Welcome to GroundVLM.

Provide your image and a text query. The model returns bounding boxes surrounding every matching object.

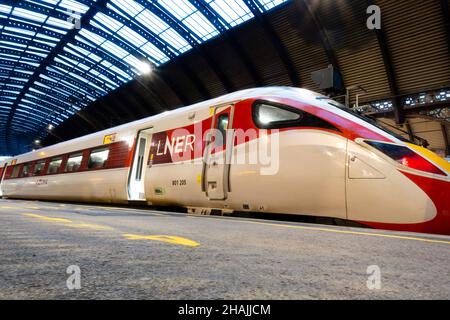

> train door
[128,127,153,201]
[202,105,235,200]
[0,163,6,183]
[0,163,7,196]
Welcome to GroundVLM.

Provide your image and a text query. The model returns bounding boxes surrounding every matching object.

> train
[1,87,449,235]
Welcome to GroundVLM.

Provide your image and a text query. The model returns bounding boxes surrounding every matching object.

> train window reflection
[66,153,83,173]
[34,161,46,176]
[47,158,62,175]
[258,104,301,125]
[215,113,229,148]
[11,165,20,178]
[88,148,109,169]
[21,163,31,178]
[253,101,339,131]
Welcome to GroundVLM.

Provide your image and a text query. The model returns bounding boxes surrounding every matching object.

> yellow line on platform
[0,206,15,209]
[24,213,72,223]
[190,216,450,246]
[23,213,113,231]
[66,223,114,231]
[122,234,200,247]
[251,221,450,245]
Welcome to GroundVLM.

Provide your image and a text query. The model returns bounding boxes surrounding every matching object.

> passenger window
[21,163,31,178]
[215,113,229,148]
[11,165,21,178]
[33,161,46,176]
[253,102,339,131]
[47,158,62,175]
[65,153,83,173]
[88,148,109,169]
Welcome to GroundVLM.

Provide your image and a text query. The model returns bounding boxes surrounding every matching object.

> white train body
[1,87,449,235]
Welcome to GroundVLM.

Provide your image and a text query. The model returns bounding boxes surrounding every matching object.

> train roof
[6,86,405,163]
[7,87,326,162]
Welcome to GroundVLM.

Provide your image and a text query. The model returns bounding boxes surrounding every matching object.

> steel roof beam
[17,71,93,105]
[72,38,136,76]
[0,18,65,40]
[119,1,211,99]
[0,84,25,92]
[0,34,55,52]
[20,94,71,115]
[0,60,37,72]
[366,0,403,124]
[0,69,33,78]
[242,0,300,86]
[440,0,450,58]
[10,115,45,127]
[96,5,206,102]
[134,81,168,114]
[75,26,189,105]
[52,60,114,93]
[189,0,264,86]
[59,50,127,84]
[301,0,342,73]
[136,0,234,92]
[141,1,233,90]
[99,7,177,59]
[31,77,94,107]
[133,79,170,113]
[82,23,190,105]
[0,48,46,62]
[3,0,76,23]
[45,67,104,96]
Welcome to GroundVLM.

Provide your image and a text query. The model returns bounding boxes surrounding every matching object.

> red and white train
[1,87,449,235]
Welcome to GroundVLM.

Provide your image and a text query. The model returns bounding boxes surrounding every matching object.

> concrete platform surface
[0,199,449,300]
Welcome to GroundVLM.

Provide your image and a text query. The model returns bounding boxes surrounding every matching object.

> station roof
[0,0,288,155]
[1,0,449,157]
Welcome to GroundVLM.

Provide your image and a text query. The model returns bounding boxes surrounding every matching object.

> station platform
[1,198,449,299]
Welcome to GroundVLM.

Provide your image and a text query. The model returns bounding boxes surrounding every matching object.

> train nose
[401,170,450,235]
[399,144,450,235]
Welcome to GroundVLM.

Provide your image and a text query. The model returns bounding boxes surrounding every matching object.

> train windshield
[318,97,412,143]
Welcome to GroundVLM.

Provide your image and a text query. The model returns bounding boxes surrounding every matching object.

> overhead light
[48,124,54,130]
[34,139,41,144]
[137,61,152,75]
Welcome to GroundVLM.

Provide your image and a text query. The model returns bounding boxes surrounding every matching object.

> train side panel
[144,99,348,218]
[2,169,129,204]
[0,126,139,203]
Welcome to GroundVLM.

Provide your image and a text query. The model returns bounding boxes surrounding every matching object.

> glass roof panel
[11,8,48,23]
[59,0,90,14]
[206,0,254,27]
[0,5,12,15]
[156,0,219,41]
[257,0,289,11]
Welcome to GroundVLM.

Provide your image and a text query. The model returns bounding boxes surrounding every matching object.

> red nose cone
[400,172,450,235]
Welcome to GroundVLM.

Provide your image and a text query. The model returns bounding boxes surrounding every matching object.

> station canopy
[0,0,288,155]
